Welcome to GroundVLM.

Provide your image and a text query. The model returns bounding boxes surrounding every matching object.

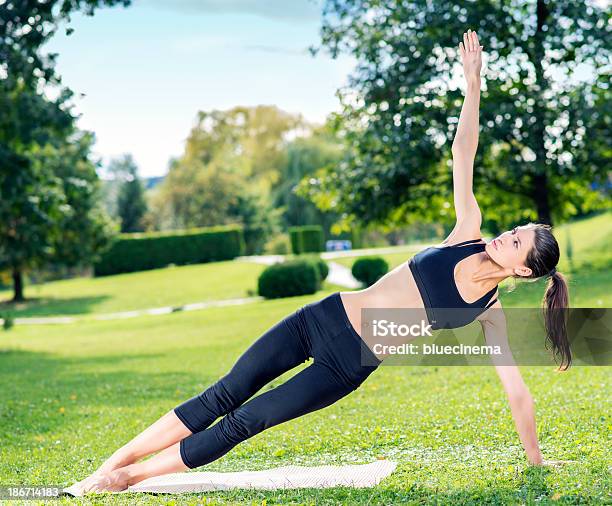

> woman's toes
[82,474,111,494]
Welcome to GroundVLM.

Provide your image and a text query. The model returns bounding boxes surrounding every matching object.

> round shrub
[2,314,14,331]
[257,260,320,299]
[316,258,329,282]
[302,254,329,286]
[351,256,389,287]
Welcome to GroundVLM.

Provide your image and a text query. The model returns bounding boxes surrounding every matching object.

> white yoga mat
[63,459,396,496]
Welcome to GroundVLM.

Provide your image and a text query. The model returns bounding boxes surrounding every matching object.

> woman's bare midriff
[339,261,429,360]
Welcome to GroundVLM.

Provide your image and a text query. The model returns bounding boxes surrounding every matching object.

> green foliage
[271,127,344,231]
[0,133,115,299]
[302,225,325,253]
[303,0,611,228]
[302,254,329,283]
[110,155,147,233]
[93,225,244,276]
[289,228,302,255]
[257,260,320,299]
[31,133,117,267]
[228,190,279,255]
[289,225,324,254]
[149,106,295,234]
[0,146,65,273]
[243,226,266,256]
[1,1,132,86]
[352,256,389,287]
[350,226,363,249]
[1,313,14,330]
[264,233,291,255]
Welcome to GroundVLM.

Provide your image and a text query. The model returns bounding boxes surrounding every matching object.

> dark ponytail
[522,223,572,370]
[542,270,571,371]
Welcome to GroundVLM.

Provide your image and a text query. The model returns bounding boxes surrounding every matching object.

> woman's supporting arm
[498,384,542,464]
[480,310,544,465]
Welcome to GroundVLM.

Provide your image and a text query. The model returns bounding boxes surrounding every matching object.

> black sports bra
[408,238,498,330]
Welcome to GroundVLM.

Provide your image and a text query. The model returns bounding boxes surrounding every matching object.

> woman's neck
[471,251,508,287]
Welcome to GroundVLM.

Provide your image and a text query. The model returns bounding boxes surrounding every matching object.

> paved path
[8,296,263,326]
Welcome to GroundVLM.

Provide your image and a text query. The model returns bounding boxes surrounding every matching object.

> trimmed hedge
[351,256,389,287]
[350,227,362,249]
[289,225,324,254]
[93,225,245,276]
[257,259,320,299]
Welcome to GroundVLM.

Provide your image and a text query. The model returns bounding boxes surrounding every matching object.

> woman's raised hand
[459,29,484,85]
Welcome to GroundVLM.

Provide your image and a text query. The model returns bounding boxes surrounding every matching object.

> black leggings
[173,292,382,469]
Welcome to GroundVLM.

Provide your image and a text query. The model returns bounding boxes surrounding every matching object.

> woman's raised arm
[451,29,484,223]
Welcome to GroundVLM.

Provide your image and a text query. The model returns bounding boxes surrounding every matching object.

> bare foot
[95,450,136,475]
[69,473,100,496]
[81,468,131,494]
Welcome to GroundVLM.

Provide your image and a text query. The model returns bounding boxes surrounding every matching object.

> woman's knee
[217,406,268,445]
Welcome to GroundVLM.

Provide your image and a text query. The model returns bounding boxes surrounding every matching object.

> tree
[0,131,117,301]
[29,132,117,271]
[0,146,64,301]
[182,105,303,191]
[0,0,131,300]
[272,125,345,234]
[149,157,244,230]
[150,106,303,233]
[110,155,147,232]
[303,0,610,230]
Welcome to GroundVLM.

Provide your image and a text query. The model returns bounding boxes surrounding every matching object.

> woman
[76,30,571,494]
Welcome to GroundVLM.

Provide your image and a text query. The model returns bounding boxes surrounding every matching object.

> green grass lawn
[1,291,609,504]
[0,212,609,504]
[0,260,268,318]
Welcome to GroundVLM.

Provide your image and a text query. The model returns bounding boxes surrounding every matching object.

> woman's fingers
[461,29,482,53]
[460,30,484,58]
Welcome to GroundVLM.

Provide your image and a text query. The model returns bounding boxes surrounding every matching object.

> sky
[44,0,355,178]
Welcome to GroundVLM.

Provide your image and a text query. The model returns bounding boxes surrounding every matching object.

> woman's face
[485,225,536,277]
